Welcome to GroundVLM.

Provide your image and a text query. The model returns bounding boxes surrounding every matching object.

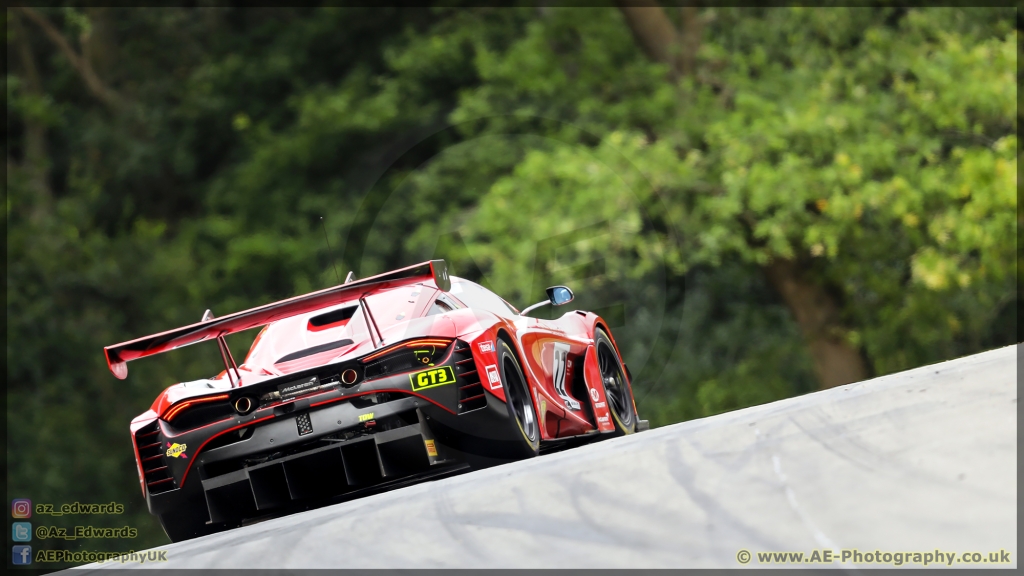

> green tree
[343,5,1016,386]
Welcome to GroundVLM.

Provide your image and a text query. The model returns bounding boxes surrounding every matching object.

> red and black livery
[106,260,644,541]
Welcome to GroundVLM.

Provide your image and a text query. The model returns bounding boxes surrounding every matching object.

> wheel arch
[494,327,527,381]
[494,326,545,422]
[589,318,639,418]
[588,318,628,377]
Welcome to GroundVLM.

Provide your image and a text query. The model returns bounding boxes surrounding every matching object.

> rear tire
[595,328,637,436]
[497,338,540,458]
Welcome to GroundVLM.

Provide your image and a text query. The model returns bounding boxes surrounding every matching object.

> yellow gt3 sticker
[424,439,438,457]
[410,366,456,391]
[358,412,375,422]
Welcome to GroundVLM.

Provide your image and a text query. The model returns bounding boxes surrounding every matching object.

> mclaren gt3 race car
[104,260,646,541]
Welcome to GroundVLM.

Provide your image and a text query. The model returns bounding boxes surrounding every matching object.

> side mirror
[546,286,574,306]
[521,285,575,316]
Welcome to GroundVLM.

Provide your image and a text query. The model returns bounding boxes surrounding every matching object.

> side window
[449,278,519,318]
[426,299,453,316]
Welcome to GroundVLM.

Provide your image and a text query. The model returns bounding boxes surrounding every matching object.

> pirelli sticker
[410,366,456,391]
[424,439,438,457]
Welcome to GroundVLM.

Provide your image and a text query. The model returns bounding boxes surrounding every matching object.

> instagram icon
[12,499,31,518]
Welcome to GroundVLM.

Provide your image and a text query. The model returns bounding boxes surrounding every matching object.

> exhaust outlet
[234,396,255,414]
[341,369,358,386]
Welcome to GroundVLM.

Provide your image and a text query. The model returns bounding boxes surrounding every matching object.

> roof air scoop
[308,306,357,332]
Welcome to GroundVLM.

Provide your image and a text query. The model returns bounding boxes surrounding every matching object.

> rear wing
[103,259,451,379]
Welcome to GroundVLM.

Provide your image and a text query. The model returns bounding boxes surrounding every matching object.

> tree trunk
[616,3,871,389]
[18,7,123,110]
[678,5,701,78]
[82,8,119,83]
[764,259,869,388]
[616,0,701,79]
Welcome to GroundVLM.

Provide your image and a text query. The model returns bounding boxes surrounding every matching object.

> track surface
[78,345,1017,569]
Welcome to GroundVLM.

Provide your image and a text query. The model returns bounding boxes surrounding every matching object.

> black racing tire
[158,504,217,543]
[595,328,637,436]
[497,337,540,458]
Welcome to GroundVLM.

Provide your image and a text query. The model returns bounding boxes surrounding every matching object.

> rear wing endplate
[103,259,450,379]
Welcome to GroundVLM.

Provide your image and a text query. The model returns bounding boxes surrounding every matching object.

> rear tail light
[163,393,230,421]
[361,338,454,362]
[162,393,233,429]
[361,338,454,380]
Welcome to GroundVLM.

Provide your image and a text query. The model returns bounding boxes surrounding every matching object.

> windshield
[449,278,520,318]
[361,284,436,329]
[240,283,437,370]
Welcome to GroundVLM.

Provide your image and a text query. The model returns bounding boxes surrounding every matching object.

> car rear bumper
[139,337,531,523]
[144,390,524,524]
[197,406,452,523]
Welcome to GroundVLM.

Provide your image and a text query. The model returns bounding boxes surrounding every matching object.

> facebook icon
[12,545,32,565]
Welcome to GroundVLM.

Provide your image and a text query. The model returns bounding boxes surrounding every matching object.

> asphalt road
[77,344,1017,570]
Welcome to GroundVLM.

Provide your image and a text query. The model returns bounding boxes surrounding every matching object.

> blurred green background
[6,5,1018,566]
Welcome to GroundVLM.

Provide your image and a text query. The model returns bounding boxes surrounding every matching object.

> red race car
[105,260,645,541]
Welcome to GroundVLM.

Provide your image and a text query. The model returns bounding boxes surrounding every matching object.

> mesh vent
[453,341,486,413]
[135,422,174,495]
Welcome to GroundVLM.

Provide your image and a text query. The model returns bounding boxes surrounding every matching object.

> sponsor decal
[551,342,580,410]
[598,416,610,424]
[478,340,494,353]
[358,412,375,422]
[165,442,188,459]
[278,375,319,397]
[485,365,501,389]
[410,366,456,391]
[595,402,606,408]
[589,388,600,402]
[424,439,438,457]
